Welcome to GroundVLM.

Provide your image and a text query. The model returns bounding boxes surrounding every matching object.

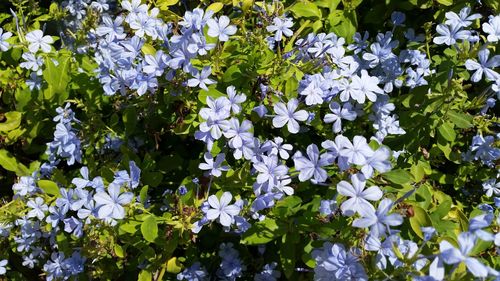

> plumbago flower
[464,48,500,82]
[433,24,471,45]
[266,16,294,42]
[482,15,500,42]
[253,155,288,188]
[352,198,403,237]
[337,173,383,216]
[198,152,229,177]
[25,30,54,53]
[2,2,500,280]
[293,144,333,183]
[312,242,368,280]
[206,15,237,42]
[439,232,489,277]
[93,183,134,220]
[323,102,357,133]
[272,98,309,134]
[0,28,12,51]
[204,192,241,227]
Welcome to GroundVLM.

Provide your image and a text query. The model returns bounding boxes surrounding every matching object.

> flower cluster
[42,104,82,175]
[2,106,142,279]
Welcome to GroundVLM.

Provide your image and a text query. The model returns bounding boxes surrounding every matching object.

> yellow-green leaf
[437,122,456,142]
[207,2,223,13]
[0,111,22,132]
[409,205,433,239]
[114,244,125,258]
[141,215,158,243]
[166,257,182,273]
[38,180,60,196]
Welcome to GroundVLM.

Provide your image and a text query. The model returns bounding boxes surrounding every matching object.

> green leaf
[341,0,363,10]
[198,86,225,104]
[114,244,125,258]
[166,257,182,273]
[447,110,472,129]
[0,149,29,176]
[436,0,453,5]
[437,122,456,142]
[38,180,60,196]
[137,270,152,281]
[141,43,156,55]
[242,218,287,245]
[141,215,158,243]
[274,196,302,218]
[315,0,341,10]
[123,107,137,135]
[290,2,322,19]
[0,111,22,132]
[139,185,149,205]
[158,0,179,10]
[43,55,71,101]
[383,169,413,185]
[409,205,433,239]
[207,2,223,13]
[330,11,357,43]
[280,234,297,278]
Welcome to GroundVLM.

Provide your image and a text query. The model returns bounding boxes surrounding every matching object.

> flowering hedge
[0,0,499,280]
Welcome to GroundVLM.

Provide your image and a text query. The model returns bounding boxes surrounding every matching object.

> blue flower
[482,178,500,197]
[218,243,245,279]
[391,11,406,26]
[313,242,367,280]
[177,262,207,281]
[204,192,241,227]
[254,262,281,281]
[272,98,309,134]
[266,17,293,42]
[293,144,333,183]
[25,29,54,53]
[0,28,12,51]
[12,176,37,197]
[433,24,471,45]
[27,197,48,220]
[439,232,488,277]
[482,15,500,42]
[207,15,237,42]
[352,198,402,237]
[199,152,229,177]
[112,161,141,189]
[445,7,481,28]
[254,155,288,188]
[94,183,134,220]
[0,259,7,275]
[178,185,188,195]
[324,102,357,133]
[187,66,215,91]
[464,48,500,82]
[337,173,382,216]
[19,52,44,74]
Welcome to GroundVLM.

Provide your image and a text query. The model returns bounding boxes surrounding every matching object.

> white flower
[25,30,54,53]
